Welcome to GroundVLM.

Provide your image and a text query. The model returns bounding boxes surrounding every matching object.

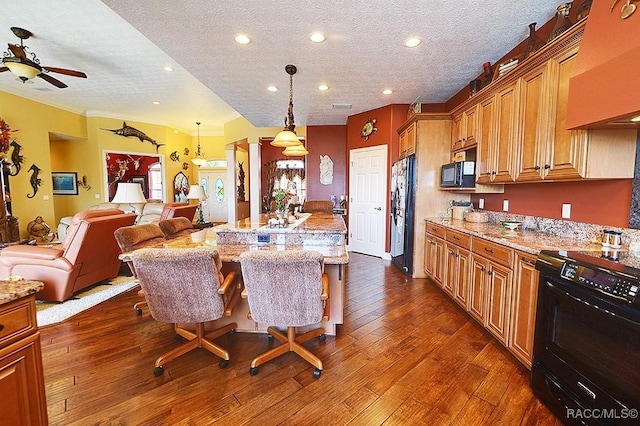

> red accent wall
[470,179,632,228]
[105,153,161,200]
[306,125,347,202]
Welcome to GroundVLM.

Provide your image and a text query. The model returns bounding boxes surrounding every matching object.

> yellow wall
[0,91,305,239]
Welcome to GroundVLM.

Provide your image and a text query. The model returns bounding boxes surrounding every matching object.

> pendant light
[191,122,207,166]
[271,65,304,148]
[282,143,309,156]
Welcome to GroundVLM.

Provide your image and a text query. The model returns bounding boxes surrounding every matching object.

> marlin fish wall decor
[102,122,165,152]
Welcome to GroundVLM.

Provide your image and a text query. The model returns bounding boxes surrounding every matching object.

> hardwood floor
[39,252,562,425]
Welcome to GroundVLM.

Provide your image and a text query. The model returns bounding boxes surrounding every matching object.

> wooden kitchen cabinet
[451,104,478,152]
[425,224,446,286]
[398,121,416,159]
[445,229,471,309]
[508,252,539,368]
[471,238,514,345]
[489,81,520,183]
[0,294,48,425]
[458,20,635,186]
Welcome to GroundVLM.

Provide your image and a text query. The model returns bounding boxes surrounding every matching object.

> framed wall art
[130,175,147,198]
[52,172,78,195]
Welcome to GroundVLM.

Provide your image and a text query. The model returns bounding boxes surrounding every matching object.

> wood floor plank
[38,252,561,425]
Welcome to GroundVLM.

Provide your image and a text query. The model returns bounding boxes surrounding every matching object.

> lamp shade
[187,184,207,201]
[112,182,147,204]
[271,130,302,147]
[282,143,309,156]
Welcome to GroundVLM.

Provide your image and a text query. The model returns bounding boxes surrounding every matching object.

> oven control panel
[561,262,638,302]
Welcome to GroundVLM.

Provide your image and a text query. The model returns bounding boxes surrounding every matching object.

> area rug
[36,276,138,327]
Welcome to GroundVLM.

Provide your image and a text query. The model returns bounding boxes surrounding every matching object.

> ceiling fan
[0,27,87,88]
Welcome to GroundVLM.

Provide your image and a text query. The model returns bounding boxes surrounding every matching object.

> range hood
[567,1,640,129]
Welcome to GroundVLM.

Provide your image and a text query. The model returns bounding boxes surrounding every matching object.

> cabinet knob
[534,165,541,171]
[480,266,486,272]
[491,171,497,176]
[374,207,382,211]
[544,164,551,169]
[487,270,493,276]
[484,247,494,254]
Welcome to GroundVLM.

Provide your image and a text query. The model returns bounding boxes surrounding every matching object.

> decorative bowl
[501,221,522,230]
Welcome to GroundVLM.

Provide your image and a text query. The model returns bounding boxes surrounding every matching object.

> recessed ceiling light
[310,32,325,43]
[405,38,421,48]
[153,101,160,105]
[163,66,174,72]
[631,115,640,122]
[235,34,251,45]
[267,86,278,92]
[382,89,393,95]
[318,84,329,91]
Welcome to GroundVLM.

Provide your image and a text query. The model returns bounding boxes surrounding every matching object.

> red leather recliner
[0,209,137,302]
[160,203,198,222]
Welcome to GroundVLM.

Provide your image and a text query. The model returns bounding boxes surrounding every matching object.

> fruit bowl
[501,221,522,230]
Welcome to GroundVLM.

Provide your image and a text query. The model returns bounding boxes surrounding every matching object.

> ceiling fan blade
[43,66,87,78]
[8,43,26,60]
[38,73,68,88]
[0,67,9,73]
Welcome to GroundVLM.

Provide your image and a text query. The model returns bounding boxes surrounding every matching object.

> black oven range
[533,250,640,425]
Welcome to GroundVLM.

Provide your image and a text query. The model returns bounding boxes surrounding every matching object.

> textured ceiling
[0,0,561,134]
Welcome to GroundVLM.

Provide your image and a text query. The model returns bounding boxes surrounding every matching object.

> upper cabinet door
[491,81,520,183]
[476,97,495,184]
[516,62,551,182]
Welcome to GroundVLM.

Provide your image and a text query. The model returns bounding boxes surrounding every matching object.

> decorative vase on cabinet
[548,3,573,43]
[522,22,545,60]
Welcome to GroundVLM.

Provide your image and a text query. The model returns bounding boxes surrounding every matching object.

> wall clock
[360,118,377,141]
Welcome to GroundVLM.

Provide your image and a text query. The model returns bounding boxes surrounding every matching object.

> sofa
[57,202,197,241]
[0,209,137,302]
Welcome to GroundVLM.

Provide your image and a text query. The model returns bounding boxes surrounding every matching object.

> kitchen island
[155,212,348,335]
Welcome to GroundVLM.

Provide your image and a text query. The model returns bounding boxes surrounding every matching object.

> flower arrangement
[0,118,17,153]
[273,188,292,212]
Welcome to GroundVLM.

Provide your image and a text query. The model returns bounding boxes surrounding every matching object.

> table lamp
[187,184,207,224]
[111,182,147,213]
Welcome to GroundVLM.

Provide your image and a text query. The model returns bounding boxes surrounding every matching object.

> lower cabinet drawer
[472,238,514,268]
[0,296,37,347]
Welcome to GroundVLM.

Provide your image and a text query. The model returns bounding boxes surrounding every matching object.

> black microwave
[441,161,476,188]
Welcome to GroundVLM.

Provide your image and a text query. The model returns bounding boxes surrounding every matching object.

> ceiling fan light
[282,143,309,156]
[271,130,302,147]
[4,58,40,80]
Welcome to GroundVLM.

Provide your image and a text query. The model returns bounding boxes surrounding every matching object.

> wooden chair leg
[154,322,236,372]
[250,326,324,371]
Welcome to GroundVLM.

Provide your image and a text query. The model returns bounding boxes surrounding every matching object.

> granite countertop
[121,228,349,265]
[215,212,347,234]
[0,279,44,305]
[426,218,602,255]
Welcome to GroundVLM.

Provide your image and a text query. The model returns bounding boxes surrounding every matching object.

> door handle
[374,207,382,211]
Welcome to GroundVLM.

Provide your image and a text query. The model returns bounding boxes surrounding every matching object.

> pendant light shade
[282,143,309,156]
[271,64,304,149]
[271,130,301,147]
[191,121,207,166]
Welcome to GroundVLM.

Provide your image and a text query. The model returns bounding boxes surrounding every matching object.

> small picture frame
[493,58,519,81]
[52,172,78,195]
[130,175,148,198]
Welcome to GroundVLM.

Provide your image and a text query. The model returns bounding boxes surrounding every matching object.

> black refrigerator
[390,154,416,275]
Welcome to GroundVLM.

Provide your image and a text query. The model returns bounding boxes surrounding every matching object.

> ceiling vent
[332,103,352,109]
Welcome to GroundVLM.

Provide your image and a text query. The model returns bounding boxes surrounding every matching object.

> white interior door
[348,145,388,257]
[199,170,228,223]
